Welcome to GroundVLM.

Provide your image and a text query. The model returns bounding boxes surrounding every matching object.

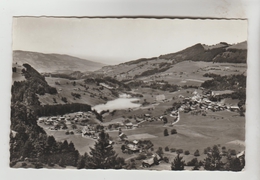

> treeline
[35,103,92,117]
[149,82,179,92]
[84,76,131,91]
[135,66,171,78]
[44,73,77,80]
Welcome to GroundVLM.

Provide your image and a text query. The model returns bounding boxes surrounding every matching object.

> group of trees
[164,129,177,136]
[201,74,246,107]
[36,103,91,117]
[169,145,245,171]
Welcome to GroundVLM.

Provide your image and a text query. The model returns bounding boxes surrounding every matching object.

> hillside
[13,50,105,73]
[96,41,247,82]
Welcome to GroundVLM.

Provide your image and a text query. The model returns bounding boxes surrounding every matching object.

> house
[127,143,140,153]
[230,106,240,112]
[119,132,128,141]
[144,114,151,118]
[59,117,65,121]
[142,158,154,167]
[142,153,161,168]
[51,116,58,121]
[133,124,139,128]
[125,123,133,129]
[133,140,139,145]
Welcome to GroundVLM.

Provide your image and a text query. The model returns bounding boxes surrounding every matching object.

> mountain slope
[13,50,105,73]
[96,41,247,81]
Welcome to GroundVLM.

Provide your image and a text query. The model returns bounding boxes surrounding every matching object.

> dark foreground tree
[204,145,225,170]
[85,130,125,169]
[171,154,185,170]
[164,129,169,136]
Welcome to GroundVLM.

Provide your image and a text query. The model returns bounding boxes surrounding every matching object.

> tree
[77,153,88,169]
[204,145,225,170]
[171,154,185,170]
[228,157,244,171]
[85,130,125,169]
[71,124,77,129]
[156,147,164,158]
[164,129,169,136]
[163,117,168,124]
[194,149,200,156]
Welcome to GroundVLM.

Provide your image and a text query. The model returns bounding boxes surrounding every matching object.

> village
[36,85,243,169]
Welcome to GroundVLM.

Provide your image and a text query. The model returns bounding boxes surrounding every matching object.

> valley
[11,41,246,170]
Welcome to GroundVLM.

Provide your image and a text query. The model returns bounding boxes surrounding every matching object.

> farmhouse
[125,123,133,129]
[119,132,128,141]
[230,106,240,112]
[142,153,161,168]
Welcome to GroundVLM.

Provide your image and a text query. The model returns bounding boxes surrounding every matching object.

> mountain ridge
[96,41,247,81]
[13,50,106,73]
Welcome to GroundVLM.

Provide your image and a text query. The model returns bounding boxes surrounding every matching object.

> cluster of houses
[178,90,240,114]
[38,111,96,130]
[81,125,98,139]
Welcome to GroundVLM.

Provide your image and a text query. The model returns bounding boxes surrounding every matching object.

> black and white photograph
[10,17,247,171]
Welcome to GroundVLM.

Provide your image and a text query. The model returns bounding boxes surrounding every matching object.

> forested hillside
[10,64,90,168]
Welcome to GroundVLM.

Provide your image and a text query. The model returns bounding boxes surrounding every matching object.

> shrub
[70,131,74,135]
[171,129,177,134]
[170,148,176,153]
[194,150,200,157]
[176,149,183,154]
[165,146,169,152]
[65,131,70,135]
[184,150,190,155]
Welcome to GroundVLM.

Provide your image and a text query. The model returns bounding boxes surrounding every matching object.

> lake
[92,97,141,113]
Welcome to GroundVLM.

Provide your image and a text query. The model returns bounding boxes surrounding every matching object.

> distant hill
[96,41,247,80]
[159,41,247,63]
[13,50,105,73]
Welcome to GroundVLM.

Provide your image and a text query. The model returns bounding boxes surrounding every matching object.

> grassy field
[38,121,96,154]
[106,109,245,165]
[140,61,247,86]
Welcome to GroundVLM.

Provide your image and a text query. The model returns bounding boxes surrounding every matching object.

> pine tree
[171,154,185,170]
[204,145,225,170]
[85,130,125,169]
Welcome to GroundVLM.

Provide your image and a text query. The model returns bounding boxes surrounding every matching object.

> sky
[13,17,247,65]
